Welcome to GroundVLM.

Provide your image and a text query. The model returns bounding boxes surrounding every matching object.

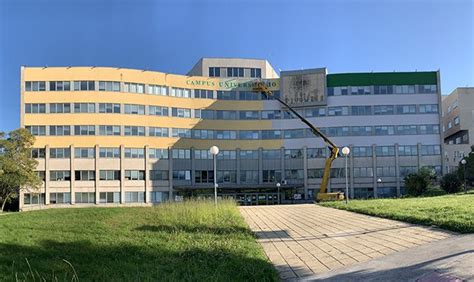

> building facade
[21,58,443,210]
[442,87,474,173]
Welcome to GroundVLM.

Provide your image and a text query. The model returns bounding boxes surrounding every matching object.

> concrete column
[303,146,308,200]
[349,144,354,199]
[95,144,100,204]
[70,145,75,205]
[168,147,174,201]
[258,147,263,184]
[45,145,50,205]
[395,143,401,197]
[236,148,241,185]
[417,143,422,169]
[190,147,195,186]
[280,147,285,182]
[372,144,377,198]
[120,144,125,204]
[145,145,150,203]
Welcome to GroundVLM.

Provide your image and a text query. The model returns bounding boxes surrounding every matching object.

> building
[20,58,443,210]
[442,87,474,173]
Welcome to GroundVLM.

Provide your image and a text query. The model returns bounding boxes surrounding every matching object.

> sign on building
[280,68,327,107]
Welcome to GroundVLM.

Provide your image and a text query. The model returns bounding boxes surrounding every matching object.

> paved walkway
[240,204,453,280]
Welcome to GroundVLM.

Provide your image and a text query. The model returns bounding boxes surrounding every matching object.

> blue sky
[0,0,472,132]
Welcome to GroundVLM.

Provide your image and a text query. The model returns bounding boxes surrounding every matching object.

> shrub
[422,187,447,197]
[440,172,462,193]
[404,167,435,196]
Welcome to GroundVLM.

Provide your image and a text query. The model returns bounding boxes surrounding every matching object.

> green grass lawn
[0,200,278,281]
[321,193,474,233]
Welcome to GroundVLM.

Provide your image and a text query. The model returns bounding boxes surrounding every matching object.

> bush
[440,172,462,193]
[422,187,447,197]
[404,167,435,196]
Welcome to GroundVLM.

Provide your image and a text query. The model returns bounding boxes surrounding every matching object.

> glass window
[124,126,145,136]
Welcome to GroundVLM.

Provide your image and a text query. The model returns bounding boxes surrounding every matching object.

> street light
[209,146,219,207]
[461,159,467,193]
[276,182,281,204]
[377,178,382,198]
[341,146,350,204]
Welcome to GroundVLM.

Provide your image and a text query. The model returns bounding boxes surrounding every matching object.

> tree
[0,128,42,212]
[457,145,474,188]
[404,167,436,196]
[440,172,462,194]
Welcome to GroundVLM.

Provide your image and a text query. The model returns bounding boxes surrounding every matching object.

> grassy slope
[321,193,474,233]
[0,200,278,281]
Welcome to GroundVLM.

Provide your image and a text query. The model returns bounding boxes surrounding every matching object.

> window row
[328,84,437,96]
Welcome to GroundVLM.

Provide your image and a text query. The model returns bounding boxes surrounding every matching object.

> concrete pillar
[395,143,401,197]
[280,146,285,183]
[417,143,422,169]
[258,147,263,184]
[168,146,174,201]
[120,144,125,204]
[190,147,195,186]
[70,145,75,204]
[145,145,150,203]
[372,144,377,198]
[45,145,50,205]
[303,146,308,200]
[349,144,354,199]
[236,148,241,185]
[95,144,100,204]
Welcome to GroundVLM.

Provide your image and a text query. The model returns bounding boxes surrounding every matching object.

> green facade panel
[327,71,438,87]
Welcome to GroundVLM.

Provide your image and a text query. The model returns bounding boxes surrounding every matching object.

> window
[307,148,327,158]
[171,107,191,118]
[419,104,438,114]
[261,130,282,139]
[50,148,71,158]
[374,126,395,135]
[124,126,145,136]
[419,125,440,134]
[25,103,46,113]
[376,167,396,177]
[100,170,120,181]
[227,67,244,77]
[74,125,95,136]
[239,111,259,120]
[73,81,95,91]
[26,126,46,136]
[124,148,145,158]
[75,170,95,181]
[216,110,237,120]
[350,86,371,95]
[98,81,120,92]
[75,192,95,204]
[35,170,45,181]
[240,170,258,184]
[172,149,191,159]
[374,105,394,115]
[25,81,46,91]
[352,146,373,157]
[396,125,417,135]
[149,127,169,137]
[124,104,145,115]
[100,192,120,203]
[418,85,437,94]
[171,128,191,138]
[396,105,416,114]
[448,122,452,129]
[74,103,96,113]
[327,127,350,137]
[194,89,213,99]
[172,170,191,180]
[330,168,348,178]
[421,145,441,155]
[351,106,372,115]
[332,87,349,96]
[285,149,303,159]
[75,148,95,158]
[285,169,304,180]
[215,130,237,139]
[261,110,281,119]
[170,87,190,98]
[400,166,417,177]
[262,170,281,183]
[99,103,121,113]
[239,130,260,140]
[284,129,305,139]
[31,148,45,158]
[398,145,418,156]
[50,103,71,113]
[305,108,326,118]
[454,116,460,125]
[23,193,45,205]
[149,148,168,159]
[351,126,372,136]
[262,150,281,159]
[99,148,120,158]
[193,129,214,139]
[217,150,236,160]
[194,149,212,159]
[217,91,237,100]
[125,170,145,180]
[49,192,71,204]
[375,146,395,156]
[150,170,169,180]
[239,91,260,100]
[374,85,393,95]
[147,84,168,96]
[240,150,258,159]
[124,82,145,94]
[195,170,214,183]
[328,106,349,116]
[50,171,71,181]
[394,85,415,94]
[217,170,237,183]
[250,68,261,78]
[209,67,221,77]
[151,192,169,203]
[125,192,145,203]
[49,125,71,136]
[353,167,374,178]
[195,109,215,119]
[149,106,169,116]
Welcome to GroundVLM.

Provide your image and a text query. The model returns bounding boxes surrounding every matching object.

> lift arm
[253,84,342,200]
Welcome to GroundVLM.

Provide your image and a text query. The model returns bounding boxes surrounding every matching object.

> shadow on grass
[0,240,278,281]
[135,224,254,236]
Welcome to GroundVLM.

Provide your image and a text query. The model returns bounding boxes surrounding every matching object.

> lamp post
[209,146,220,207]
[276,182,281,204]
[377,178,382,198]
[461,159,467,193]
[342,147,350,204]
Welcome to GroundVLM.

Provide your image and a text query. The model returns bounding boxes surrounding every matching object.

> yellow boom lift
[253,84,345,202]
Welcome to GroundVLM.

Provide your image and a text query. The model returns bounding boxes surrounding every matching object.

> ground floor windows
[75,192,95,204]
[125,192,145,203]
[100,192,120,203]
[50,192,71,204]
[125,170,145,180]
[24,193,45,205]
[262,170,282,183]
[240,170,259,184]
[151,192,169,203]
